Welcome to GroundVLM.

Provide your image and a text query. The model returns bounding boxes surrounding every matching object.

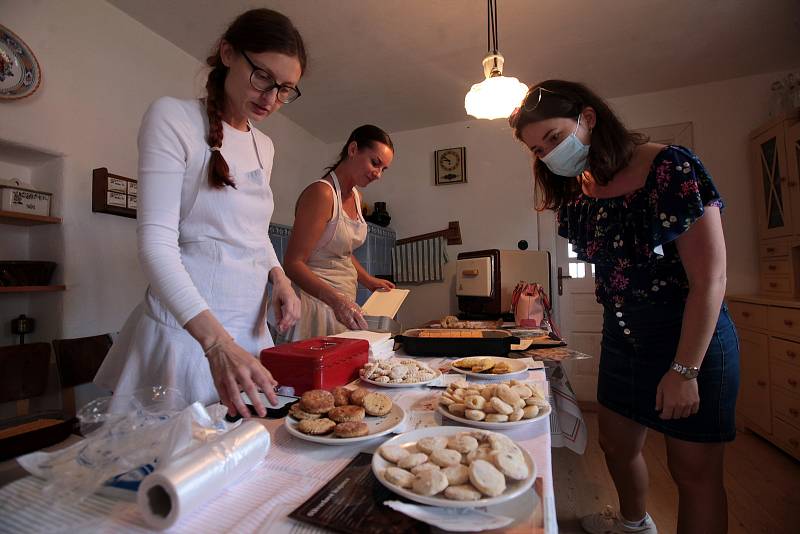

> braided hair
[205,9,307,189]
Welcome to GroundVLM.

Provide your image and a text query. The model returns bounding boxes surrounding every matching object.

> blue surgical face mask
[540,114,590,177]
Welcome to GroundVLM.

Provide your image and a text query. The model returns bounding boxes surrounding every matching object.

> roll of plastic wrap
[137,420,270,530]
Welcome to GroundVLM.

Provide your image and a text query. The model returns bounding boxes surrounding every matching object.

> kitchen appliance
[456,249,551,318]
[260,337,369,395]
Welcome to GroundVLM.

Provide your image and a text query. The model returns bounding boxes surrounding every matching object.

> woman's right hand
[330,292,368,330]
[205,337,278,418]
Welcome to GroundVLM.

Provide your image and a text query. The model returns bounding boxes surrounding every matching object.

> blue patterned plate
[0,24,41,100]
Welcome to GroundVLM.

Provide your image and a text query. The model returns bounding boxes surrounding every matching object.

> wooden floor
[552,411,800,534]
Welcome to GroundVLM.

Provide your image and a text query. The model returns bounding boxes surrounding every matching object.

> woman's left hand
[655,371,700,419]
[271,279,301,333]
[367,276,395,292]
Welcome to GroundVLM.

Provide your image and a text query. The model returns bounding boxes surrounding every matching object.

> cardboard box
[0,185,52,216]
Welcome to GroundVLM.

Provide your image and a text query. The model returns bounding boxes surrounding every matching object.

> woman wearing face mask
[510,80,738,534]
[95,9,304,419]
[280,125,395,341]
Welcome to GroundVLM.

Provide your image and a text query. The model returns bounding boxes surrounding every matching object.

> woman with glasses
[510,80,738,534]
[96,9,305,419]
[279,125,395,341]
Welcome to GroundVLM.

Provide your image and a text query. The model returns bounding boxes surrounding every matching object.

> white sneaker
[580,506,657,534]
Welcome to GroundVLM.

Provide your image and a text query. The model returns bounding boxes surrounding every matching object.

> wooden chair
[52,334,113,416]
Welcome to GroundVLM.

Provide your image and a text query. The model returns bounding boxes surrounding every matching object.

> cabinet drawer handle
[767,247,776,253]
[768,264,777,271]
[789,379,798,387]
[784,319,794,327]
[790,408,799,417]
[742,311,751,318]
[757,379,767,387]
[462,269,479,277]
[788,351,797,359]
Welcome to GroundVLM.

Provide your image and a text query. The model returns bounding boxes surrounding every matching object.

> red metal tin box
[260,337,369,395]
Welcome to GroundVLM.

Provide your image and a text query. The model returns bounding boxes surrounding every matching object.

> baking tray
[394,328,521,357]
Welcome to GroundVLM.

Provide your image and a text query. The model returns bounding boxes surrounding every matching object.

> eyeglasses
[242,52,301,104]
[521,86,561,112]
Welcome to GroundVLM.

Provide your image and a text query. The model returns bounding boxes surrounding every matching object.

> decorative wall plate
[0,24,41,100]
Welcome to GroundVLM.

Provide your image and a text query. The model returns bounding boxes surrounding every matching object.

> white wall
[0,0,326,343]
[356,119,538,329]
[359,70,793,329]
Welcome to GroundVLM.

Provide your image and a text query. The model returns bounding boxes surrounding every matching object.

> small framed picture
[434,147,467,185]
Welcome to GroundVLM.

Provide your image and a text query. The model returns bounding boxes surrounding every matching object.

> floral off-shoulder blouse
[557,145,724,307]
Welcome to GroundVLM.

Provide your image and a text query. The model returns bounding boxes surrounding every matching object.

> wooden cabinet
[729,295,800,460]
[751,113,800,298]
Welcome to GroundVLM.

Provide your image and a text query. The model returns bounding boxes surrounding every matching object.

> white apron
[95,127,275,407]
[280,171,368,341]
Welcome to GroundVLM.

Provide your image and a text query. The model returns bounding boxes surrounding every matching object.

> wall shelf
[0,210,62,226]
[0,285,66,294]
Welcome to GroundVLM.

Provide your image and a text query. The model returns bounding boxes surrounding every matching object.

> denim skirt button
[619,321,626,327]
[623,328,631,335]
[616,312,623,318]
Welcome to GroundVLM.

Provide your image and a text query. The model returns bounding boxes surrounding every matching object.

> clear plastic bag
[17,386,229,505]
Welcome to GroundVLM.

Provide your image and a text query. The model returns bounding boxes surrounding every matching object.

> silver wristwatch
[670,361,700,380]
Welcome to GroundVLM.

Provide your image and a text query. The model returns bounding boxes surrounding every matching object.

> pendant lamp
[464,0,528,119]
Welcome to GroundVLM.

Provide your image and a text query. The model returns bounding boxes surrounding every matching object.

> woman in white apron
[95,9,304,418]
[281,125,395,340]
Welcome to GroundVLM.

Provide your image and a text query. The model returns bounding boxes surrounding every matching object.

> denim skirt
[597,301,739,442]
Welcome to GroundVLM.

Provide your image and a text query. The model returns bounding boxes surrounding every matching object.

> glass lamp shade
[465,74,528,119]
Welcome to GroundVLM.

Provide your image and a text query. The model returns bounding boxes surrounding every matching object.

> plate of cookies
[373,426,536,508]
[359,359,442,387]
[285,386,405,445]
[449,356,528,378]
[436,379,551,429]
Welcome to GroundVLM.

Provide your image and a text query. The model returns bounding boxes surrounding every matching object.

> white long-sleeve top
[136,97,281,326]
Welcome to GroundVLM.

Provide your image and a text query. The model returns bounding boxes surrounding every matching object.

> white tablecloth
[0,362,557,534]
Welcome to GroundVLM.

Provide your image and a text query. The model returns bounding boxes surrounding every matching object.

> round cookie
[464,395,486,410]
[334,421,369,438]
[447,403,467,417]
[485,413,509,423]
[490,397,513,415]
[522,405,540,419]
[444,484,483,501]
[465,409,486,421]
[362,392,393,416]
[448,434,479,453]
[289,403,321,420]
[300,389,335,414]
[469,459,506,497]
[297,417,336,435]
[491,450,530,480]
[384,467,415,489]
[416,436,449,454]
[441,464,470,485]
[411,462,441,475]
[328,405,365,423]
[508,408,524,422]
[511,384,532,399]
[411,470,449,496]
[398,452,429,469]
[495,384,521,406]
[332,386,351,406]
[429,448,462,467]
[349,387,370,406]
[380,445,410,464]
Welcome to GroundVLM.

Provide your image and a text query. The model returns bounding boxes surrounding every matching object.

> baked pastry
[485,414,509,423]
[332,386,351,406]
[522,405,540,419]
[398,452,429,469]
[328,405,365,423]
[448,434,479,453]
[289,403,321,420]
[362,392,393,416]
[411,470,449,496]
[444,484,483,501]
[410,462,441,475]
[349,387,370,406]
[334,421,369,438]
[379,445,410,463]
[416,436,449,454]
[491,450,529,480]
[440,315,460,328]
[441,464,470,485]
[490,397,514,415]
[468,459,506,497]
[300,389,335,414]
[384,467,415,488]
[429,448,462,467]
[297,418,336,435]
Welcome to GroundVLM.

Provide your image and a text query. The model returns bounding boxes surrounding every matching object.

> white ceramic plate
[437,403,551,430]
[372,426,536,508]
[284,403,405,445]
[449,357,528,379]
[360,370,442,388]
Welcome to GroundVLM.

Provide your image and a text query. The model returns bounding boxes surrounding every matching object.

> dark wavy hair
[205,9,307,189]
[324,125,395,176]
[509,80,647,210]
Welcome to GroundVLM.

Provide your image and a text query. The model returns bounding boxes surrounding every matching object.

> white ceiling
[109,0,800,143]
